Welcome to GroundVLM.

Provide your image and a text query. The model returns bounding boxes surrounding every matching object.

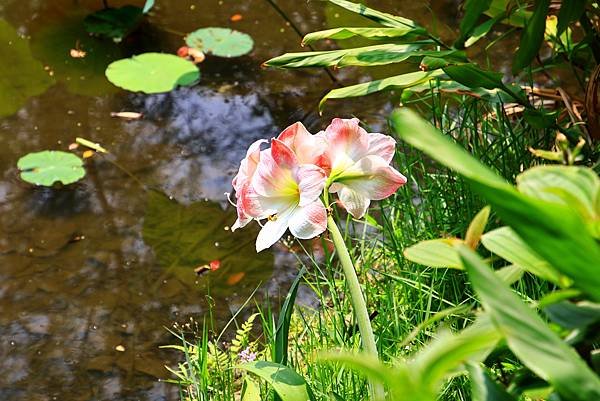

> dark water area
[0,1,461,399]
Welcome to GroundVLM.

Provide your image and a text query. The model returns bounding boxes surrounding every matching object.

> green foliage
[186,28,254,58]
[512,0,551,73]
[84,0,154,41]
[105,53,200,93]
[0,19,53,117]
[238,361,315,401]
[17,151,85,186]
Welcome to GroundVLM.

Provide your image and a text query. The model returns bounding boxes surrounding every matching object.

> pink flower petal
[255,209,293,252]
[278,122,328,166]
[252,150,297,198]
[288,200,327,239]
[232,139,267,191]
[325,118,369,165]
[367,133,396,164]
[295,164,326,206]
[337,187,371,218]
[270,138,297,168]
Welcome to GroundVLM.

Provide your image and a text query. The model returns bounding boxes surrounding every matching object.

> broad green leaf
[481,227,563,285]
[513,0,551,73]
[84,5,144,41]
[485,0,532,27]
[391,109,600,301]
[543,301,600,330]
[464,12,505,47]
[319,70,443,111]
[522,108,557,129]
[420,56,451,71]
[467,363,517,401]
[556,0,585,35]
[458,245,600,401]
[516,165,600,222]
[465,206,490,249]
[17,151,85,186]
[242,377,262,401]
[403,238,462,268]
[238,361,314,401]
[186,28,253,58]
[275,267,306,365]
[0,19,53,117]
[30,13,124,97]
[455,0,493,48]
[302,27,423,45]
[106,53,200,93]
[443,64,504,90]
[337,48,465,68]
[494,264,523,285]
[327,0,421,29]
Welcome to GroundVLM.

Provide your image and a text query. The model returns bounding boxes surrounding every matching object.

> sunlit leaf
[485,0,532,28]
[465,206,490,249]
[17,150,85,186]
[302,27,424,45]
[238,361,315,401]
[403,238,463,268]
[327,0,421,29]
[241,377,261,401]
[186,27,253,58]
[0,19,53,117]
[458,245,600,401]
[455,0,493,48]
[513,0,551,73]
[106,53,200,93]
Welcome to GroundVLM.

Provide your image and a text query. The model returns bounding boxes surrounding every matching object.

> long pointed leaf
[327,0,421,29]
[513,0,551,73]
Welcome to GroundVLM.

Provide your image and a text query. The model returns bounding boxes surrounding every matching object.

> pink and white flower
[323,118,407,218]
[231,139,267,231]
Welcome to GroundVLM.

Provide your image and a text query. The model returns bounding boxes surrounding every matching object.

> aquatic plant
[17,150,86,186]
[84,0,155,42]
[186,27,254,58]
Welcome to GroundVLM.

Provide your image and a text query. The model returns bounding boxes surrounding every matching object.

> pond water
[0,1,459,399]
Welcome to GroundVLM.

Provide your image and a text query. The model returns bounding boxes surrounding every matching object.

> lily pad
[17,151,85,186]
[186,27,254,58]
[30,14,126,97]
[106,53,200,93]
[84,5,144,41]
[0,19,54,117]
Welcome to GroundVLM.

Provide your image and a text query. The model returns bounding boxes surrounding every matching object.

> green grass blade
[275,266,306,365]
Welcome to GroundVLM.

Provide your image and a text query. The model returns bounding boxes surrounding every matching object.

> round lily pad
[17,151,85,186]
[185,27,254,58]
[105,53,200,93]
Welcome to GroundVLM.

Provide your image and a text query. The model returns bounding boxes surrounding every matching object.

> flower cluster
[231,118,407,252]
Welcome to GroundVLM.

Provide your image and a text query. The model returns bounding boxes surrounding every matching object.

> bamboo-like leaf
[238,361,315,401]
[391,109,600,301]
[458,245,600,401]
[403,238,463,268]
[337,49,465,68]
[327,0,421,29]
[467,363,517,401]
[443,64,504,90]
[302,27,423,45]
[319,70,443,111]
[456,0,493,48]
[465,206,490,249]
[513,0,551,73]
[556,0,585,35]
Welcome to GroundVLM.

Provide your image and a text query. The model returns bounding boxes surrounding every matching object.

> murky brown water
[0,1,462,399]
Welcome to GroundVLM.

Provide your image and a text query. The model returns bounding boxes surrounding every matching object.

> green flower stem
[327,215,378,356]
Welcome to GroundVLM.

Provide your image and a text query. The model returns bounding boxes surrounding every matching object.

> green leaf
[458,245,600,401]
[275,267,306,365]
[17,151,85,186]
[30,12,125,97]
[0,19,53,117]
[512,0,551,73]
[84,5,143,41]
[556,0,585,35]
[238,361,315,401]
[420,56,451,71]
[106,53,200,93]
[494,264,523,285]
[464,13,505,47]
[327,0,421,29]
[403,238,463,268]
[443,64,504,90]
[391,109,600,301]
[302,27,423,45]
[143,0,155,14]
[465,206,490,249]
[319,70,443,111]
[522,109,557,129]
[242,377,262,401]
[186,27,253,58]
[468,363,517,401]
[516,165,600,222]
[485,0,532,28]
[337,48,465,68]
[481,227,563,285]
[543,301,600,330]
[456,0,493,48]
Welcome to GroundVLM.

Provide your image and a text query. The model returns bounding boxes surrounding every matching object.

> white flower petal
[338,187,371,218]
[255,209,293,252]
[288,200,327,239]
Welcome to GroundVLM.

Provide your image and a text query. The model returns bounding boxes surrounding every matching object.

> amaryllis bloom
[276,122,328,167]
[239,138,328,252]
[324,118,407,218]
[231,139,267,231]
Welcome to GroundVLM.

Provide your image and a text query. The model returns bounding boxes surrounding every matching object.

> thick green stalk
[327,216,378,356]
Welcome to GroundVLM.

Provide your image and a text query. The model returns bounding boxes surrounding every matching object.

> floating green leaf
[105,53,200,93]
[0,19,54,117]
[84,5,144,41]
[17,151,85,186]
[186,28,253,58]
[238,361,315,401]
